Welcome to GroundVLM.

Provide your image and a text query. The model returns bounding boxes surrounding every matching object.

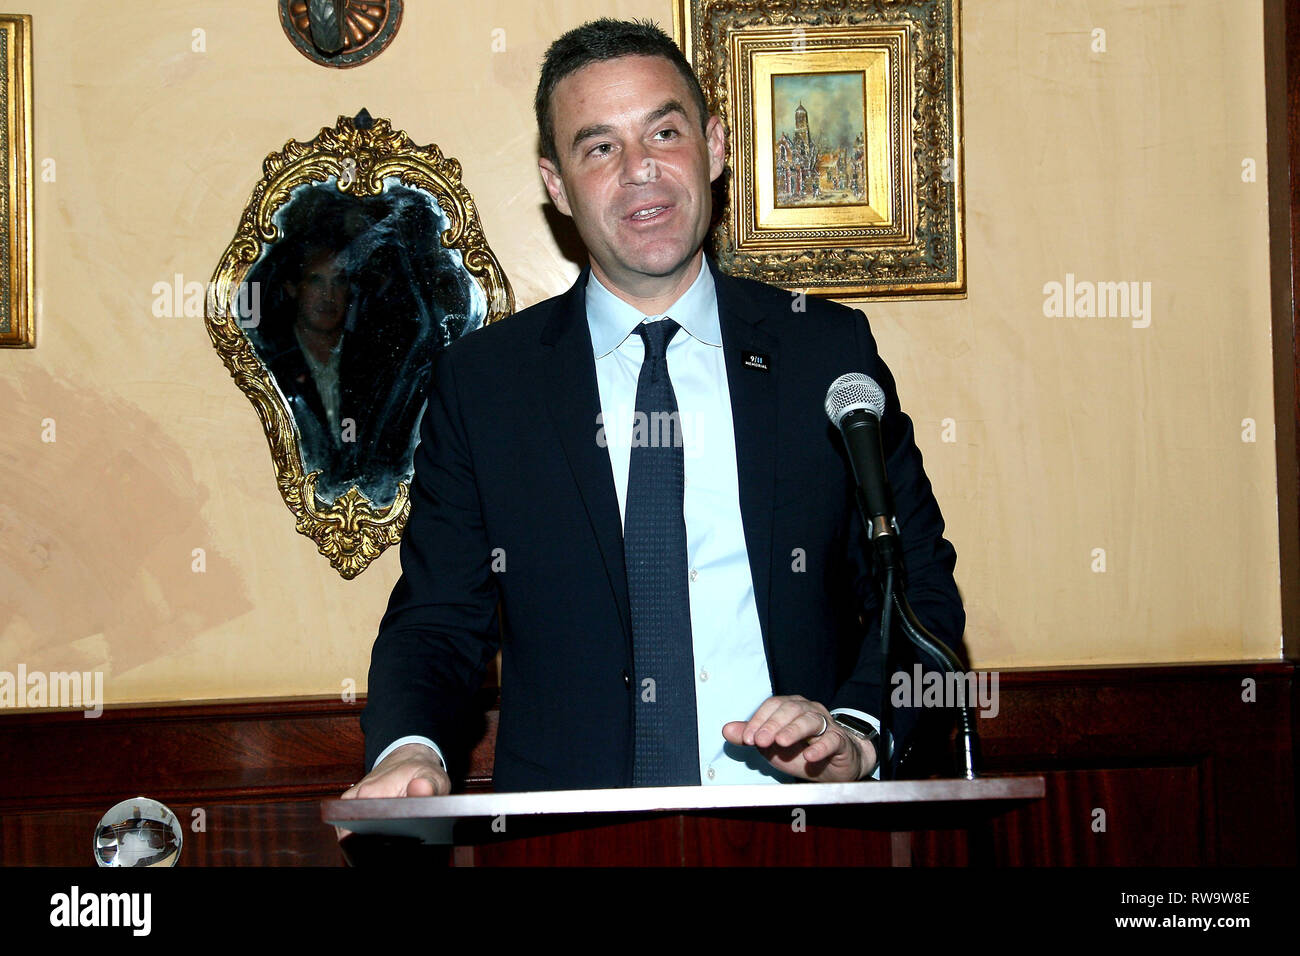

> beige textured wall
[0,0,1282,707]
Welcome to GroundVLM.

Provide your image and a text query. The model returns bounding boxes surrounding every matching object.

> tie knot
[636,318,680,361]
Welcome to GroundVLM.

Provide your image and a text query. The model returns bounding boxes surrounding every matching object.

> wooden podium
[322,777,1044,866]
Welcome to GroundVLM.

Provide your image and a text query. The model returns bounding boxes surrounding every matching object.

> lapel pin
[741,350,771,372]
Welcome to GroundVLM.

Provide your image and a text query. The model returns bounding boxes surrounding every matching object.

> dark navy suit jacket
[361,257,965,790]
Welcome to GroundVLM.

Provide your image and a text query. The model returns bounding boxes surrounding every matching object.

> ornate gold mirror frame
[205,113,513,578]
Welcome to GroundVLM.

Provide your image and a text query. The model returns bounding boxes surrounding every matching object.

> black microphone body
[836,407,900,572]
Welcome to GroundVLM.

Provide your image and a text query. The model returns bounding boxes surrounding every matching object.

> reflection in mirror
[242,179,486,507]
[207,114,512,578]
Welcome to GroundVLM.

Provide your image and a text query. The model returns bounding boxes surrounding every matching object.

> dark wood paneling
[974,662,1295,865]
[0,663,1293,866]
[679,814,895,866]
[988,766,1208,866]
[1,801,344,867]
[1264,0,1300,661]
[1264,0,1300,868]
[909,765,1210,866]
[471,816,685,867]
[0,696,367,810]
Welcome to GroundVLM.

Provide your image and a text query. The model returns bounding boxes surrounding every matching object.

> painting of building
[773,73,868,208]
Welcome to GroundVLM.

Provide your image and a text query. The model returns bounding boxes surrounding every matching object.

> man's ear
[538,158,573,217]
[705,115,726,183]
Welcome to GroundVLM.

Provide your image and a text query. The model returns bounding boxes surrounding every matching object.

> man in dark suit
[344,18,963,804]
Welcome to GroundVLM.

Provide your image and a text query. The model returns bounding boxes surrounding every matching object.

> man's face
[538,55,726,296]
[290,250,348,335]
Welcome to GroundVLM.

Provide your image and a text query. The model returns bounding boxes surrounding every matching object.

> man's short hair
[535,17,710,167]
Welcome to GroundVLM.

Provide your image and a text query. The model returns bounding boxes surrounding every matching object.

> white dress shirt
[294,327,344,436]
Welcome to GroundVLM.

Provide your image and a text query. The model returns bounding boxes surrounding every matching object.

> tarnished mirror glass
[206,114,513,577]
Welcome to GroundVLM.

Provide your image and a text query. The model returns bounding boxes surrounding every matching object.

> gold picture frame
[206,113,513,578]
[0,14,32,347]
[675,0,964,298]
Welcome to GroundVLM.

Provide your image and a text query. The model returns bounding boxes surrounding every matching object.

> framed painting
[675,0,964,298]
[0,13,32,347]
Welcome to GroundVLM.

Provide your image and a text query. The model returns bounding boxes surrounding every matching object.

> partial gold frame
[205,114,513,578]
[0,14,32,348]
[675,0,964,299]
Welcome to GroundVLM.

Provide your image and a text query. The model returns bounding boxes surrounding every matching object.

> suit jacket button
[621,669,631,687]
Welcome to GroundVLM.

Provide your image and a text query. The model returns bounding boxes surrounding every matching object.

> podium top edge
[322,776,1045,824]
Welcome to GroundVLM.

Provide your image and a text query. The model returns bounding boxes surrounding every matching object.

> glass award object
[94,797,183,867]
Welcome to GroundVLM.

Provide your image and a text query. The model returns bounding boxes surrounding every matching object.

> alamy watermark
[1042,273,1152,328]
[890,664,999,719]
[596,407,707,458]
[50,886,151,935]
[0,664,104,717]
[151,273,261,326]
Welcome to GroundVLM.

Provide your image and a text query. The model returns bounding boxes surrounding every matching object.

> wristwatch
[831,713,882,777]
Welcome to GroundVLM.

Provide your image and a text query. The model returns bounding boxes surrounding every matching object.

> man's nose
[620,144,658,187]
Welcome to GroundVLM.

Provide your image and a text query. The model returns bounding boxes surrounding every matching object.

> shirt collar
[584,259,721,358]
[294,326,343,374]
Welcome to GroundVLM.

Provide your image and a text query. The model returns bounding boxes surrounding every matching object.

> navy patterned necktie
[625,318,700,786]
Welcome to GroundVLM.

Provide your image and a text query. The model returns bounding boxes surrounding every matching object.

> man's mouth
[627,204,671,222]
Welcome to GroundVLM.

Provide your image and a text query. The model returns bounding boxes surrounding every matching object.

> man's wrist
[855,736,878,779]
[372,735,447,773]
[830,711,881,780]
[390,742,446,767]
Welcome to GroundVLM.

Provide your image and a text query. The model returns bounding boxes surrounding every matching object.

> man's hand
[722,695,877,782]
[334,743,451,841]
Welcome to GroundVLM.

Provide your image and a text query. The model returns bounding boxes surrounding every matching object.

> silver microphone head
[825,372,886,428]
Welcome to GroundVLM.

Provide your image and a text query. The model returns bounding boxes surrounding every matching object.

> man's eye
[589,143,614,157]
[654,128,679,140]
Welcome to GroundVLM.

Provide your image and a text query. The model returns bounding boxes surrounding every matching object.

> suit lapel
[709,259,781,673]
[539,269,633,655]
